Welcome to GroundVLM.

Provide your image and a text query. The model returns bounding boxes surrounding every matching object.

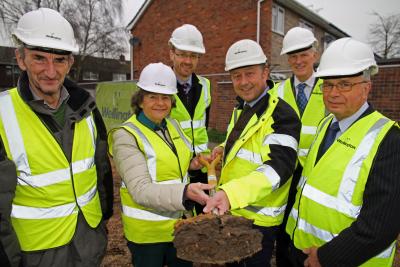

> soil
[173,214,263,265]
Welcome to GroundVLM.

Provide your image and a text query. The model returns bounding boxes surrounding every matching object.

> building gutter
[257,0,265,43]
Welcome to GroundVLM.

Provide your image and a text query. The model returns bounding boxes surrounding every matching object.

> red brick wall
[131,0,273,132]
[370,65,400,121]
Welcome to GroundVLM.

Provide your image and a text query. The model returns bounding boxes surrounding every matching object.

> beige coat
[112,128,187,211]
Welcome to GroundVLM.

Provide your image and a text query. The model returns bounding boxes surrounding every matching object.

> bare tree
[368,12,400,59]
[0,0,128,80]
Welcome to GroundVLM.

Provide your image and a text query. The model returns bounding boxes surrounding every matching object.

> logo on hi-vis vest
[336,138,356,149]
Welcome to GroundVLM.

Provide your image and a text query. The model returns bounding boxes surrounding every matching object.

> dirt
[173,214,263,265]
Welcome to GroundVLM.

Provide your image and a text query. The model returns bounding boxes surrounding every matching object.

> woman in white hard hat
[108,62,213,267]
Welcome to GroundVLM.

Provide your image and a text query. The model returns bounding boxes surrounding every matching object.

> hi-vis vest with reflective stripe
[269,78,325,166]
[170,75,211,154]
[219,94,298,227]
[111,115,192,244]
[286,112,396,266]
[0,88,102,251]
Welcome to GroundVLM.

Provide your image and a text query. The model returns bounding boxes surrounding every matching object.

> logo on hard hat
[234,49,247,55]
[46,33,62,40]
[155,82,166,87]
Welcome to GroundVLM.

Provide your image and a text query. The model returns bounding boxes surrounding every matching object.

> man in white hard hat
[0,8,113,267]
[168,24,211,215]
[285,38,400,267]
[271,26,327,267]
[204,39,301,267]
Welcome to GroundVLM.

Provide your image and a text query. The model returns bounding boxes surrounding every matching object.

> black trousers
[227,225,279,267]
[276,166,302,267]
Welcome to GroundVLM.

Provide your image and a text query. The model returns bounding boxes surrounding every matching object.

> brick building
[127,0,399,131]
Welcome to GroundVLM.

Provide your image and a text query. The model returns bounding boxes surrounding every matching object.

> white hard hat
[169,24,205,54]
[315,37,378,78]
[280,27,317,55]
[225,39,267,71]
[12,8,79,54]
[137,63,177,95]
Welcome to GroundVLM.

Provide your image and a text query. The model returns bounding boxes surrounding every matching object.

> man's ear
[15,49,27,71]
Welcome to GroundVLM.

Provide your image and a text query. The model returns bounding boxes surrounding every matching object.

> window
[112,73,127,81]
[323,33,336,50]
[83,71,99,81]
[272,4,285,34]
[299,20,314,32]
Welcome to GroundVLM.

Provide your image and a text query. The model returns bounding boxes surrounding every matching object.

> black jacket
[0,73,114,266]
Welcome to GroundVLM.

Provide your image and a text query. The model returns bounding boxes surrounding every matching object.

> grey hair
[362,69,372,81]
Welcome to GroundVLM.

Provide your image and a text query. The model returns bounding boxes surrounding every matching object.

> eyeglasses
[320,81,368,92]
[173,51,200,60]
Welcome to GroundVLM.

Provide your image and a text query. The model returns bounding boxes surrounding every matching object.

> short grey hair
[362,69,372,81]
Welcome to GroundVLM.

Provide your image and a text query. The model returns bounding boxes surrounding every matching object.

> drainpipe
[257,0,265,44]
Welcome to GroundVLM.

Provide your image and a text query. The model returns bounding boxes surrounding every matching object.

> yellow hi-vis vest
[170,75,211,154]
[286,112,396,266]
[269,78,326,166]
[109,115,192,244]
[219,94,298,227]
[0,88,102,251]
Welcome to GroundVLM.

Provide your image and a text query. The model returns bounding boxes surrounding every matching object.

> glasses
[320,81,368,92]
[173,51,200,60]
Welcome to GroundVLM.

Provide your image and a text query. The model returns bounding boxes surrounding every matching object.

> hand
[185,183,215,205]
[203,190,230,215]
[211,146,224,161]
[189,155,203,170]
[303,247,322,267]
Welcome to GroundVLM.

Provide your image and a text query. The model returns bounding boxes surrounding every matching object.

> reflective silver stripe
[376,243,395,258]
[11,203,77,219]
[85,116,96,148]
[0,91,31,176]
[194,143,208,154]
[291,208,395,259]
[179,119,206,129]
[77,185,97,207]
[245,204,286,217]
[236,148,262,165]
[121,177,187,189]
[0,91,95,187]
[302,118,390,218]
[297,175,307,189]
[168,118,192,151]
[298,148,309,157]
[302,183,361,218]
[11,185,97,219]
[338,118,389,204]
[256,165,280,190]
[301,125,317,135]
[290,208,336,242]
[198,76,210,108]
[277,82,285,99]
[18,157,94,187]
[124,122,157,183]
[122,205,181,221]
[263,133,298,152]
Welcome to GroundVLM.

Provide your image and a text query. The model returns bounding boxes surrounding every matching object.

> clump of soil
[173,214,263,265]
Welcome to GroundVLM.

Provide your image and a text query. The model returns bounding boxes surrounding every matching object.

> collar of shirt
[137,111,166,130]
[245,87,269,107]
[177,75,192,88]
[333,102,369,135]
[31,85,70,111]
[294,73,316,100]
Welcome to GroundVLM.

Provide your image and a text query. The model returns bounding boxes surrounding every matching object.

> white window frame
[112,73,127,81]
[83,71,99,81]
[272,4,285,35]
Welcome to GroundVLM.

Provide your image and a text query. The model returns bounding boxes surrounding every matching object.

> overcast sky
[123,0,400,44]
[1,1,398,46]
